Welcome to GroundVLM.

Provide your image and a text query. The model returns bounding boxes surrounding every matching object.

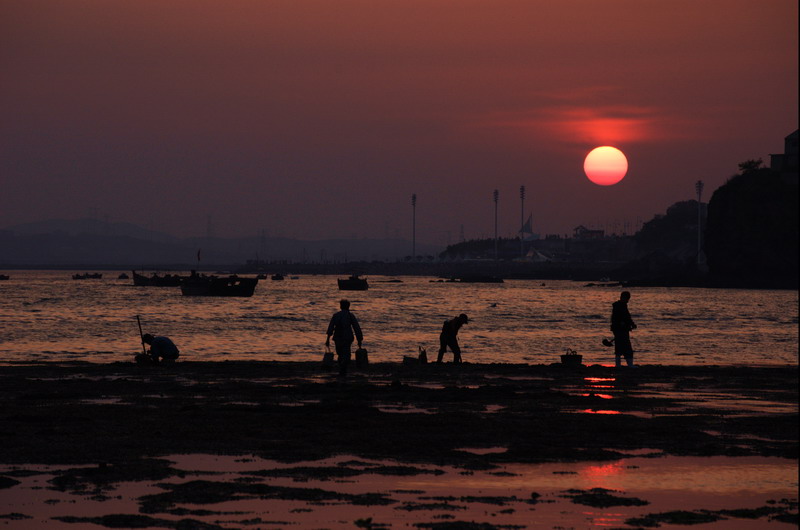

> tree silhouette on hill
[705,161,798,287]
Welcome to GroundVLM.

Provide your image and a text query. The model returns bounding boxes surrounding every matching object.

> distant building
[573,225,604,240]
[770,129,799,176]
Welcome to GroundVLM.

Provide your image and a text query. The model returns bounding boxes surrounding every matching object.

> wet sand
[0,361,797,528]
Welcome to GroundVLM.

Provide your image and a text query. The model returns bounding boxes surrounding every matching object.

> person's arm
[624,307,636,329]
[325,315,336,346]
[351,314,363,347]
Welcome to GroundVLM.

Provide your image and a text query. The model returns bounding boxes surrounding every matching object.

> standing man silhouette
[611,291,637,367]
[326,299,363,376]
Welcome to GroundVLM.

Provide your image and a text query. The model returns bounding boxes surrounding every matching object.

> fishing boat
[72,273,102,280]
[271,273,285,281]
[0,274,9,281]
[181,274,258,297]
[132,270,184,287]
[337,274,369,291]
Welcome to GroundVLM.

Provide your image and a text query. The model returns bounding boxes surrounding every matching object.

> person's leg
[335,340,352,375]
[437,334,447,363]
[624,354,635,367]
[613,331,630,367]
[450,339,462,363]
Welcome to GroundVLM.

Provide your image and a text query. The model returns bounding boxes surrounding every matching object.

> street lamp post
[493,189,499,261]
[519,185,525,257]
[411,193,417,260]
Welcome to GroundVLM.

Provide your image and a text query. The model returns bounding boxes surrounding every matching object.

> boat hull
[181,276,258,297]
[132,271,184,287]
[337,278,369,291]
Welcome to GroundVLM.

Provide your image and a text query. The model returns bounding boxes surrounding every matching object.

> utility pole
[493,189,499,261]
[695,180,704,265]
[411,193,417,260]
[519,185,525,257]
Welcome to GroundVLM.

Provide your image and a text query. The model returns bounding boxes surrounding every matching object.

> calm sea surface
[0,270,796,366]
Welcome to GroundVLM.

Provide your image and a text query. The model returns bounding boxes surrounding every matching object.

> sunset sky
[1,0,797,245]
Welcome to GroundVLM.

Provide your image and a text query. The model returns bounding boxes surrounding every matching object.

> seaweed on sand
[246,464,444,481]
[0,513,31,520]
[138,479,396,514]
[625,510,723,527]
[561,487,649,508]
[627,501,799,527]
[0,477,20,489]
[396,502,466,512]
[49,459,185,494]
[52,514,223,529]
[420,495,521,506]
[413,522,524,529]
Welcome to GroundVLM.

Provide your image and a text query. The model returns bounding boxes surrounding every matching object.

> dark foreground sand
[0,361,797,528]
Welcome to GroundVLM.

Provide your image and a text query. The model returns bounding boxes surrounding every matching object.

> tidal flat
[0,361,797,528]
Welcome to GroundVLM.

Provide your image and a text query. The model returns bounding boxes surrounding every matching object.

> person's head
[142,333,154,344]
[458,313,469,324]
[340,299,350,310]
[620,291,631,302]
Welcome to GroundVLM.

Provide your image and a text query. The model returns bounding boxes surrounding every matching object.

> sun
[584,146,628,186]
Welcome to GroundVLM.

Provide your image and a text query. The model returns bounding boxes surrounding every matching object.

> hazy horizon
[2,1,797,245]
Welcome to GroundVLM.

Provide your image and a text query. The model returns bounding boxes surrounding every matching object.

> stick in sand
[136,315,147,357]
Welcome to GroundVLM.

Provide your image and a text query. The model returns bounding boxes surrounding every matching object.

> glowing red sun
[584,146,628,186]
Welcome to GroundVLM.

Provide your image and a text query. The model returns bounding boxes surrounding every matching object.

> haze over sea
[1,271,796,366]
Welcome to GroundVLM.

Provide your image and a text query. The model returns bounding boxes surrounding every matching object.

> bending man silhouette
[437,313,469,363]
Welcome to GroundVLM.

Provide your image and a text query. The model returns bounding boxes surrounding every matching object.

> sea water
[0,270,796,365]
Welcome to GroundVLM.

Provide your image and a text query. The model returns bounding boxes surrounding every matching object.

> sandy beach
[0,361,797,528]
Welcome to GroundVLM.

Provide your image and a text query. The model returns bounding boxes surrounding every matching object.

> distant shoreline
[0,264,796,289]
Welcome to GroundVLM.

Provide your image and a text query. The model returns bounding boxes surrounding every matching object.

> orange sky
[1,0,797,243]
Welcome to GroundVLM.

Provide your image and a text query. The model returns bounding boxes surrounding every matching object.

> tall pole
[519,185,525,257]
[695,180,704,265]
[411,193,417,260]
[493,189,499,261]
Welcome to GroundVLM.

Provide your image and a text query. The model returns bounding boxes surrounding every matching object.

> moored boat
[337,274,369,291]
[181,274,258,297]
[132,270,185,287]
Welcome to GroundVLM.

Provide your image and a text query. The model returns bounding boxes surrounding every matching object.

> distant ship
[72,273,102,280]
[337,274,369,291]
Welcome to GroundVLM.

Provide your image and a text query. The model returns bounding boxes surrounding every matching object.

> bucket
[355,348,369,368]
[560,354,583,367]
